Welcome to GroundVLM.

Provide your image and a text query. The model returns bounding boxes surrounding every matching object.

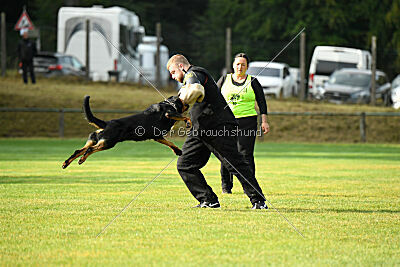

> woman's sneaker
[252,201,268,209]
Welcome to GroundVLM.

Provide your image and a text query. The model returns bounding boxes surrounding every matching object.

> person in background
[216,53,270,194]
[17,29,37,84]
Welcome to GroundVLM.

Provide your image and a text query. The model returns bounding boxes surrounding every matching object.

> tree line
[1,0,399,79]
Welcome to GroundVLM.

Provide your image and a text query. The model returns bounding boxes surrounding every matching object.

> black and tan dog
[62,95,191,169]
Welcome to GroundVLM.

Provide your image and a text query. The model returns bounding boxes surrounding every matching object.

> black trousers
[22,60,36,84]
[177,123,265,205]
[220,116,258,191]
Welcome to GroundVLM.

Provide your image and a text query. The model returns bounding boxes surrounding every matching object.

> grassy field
[1,139,399,265]
[1,74,400,142]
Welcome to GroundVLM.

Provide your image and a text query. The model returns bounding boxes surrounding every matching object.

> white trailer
[57,5,145,82]
[138,36,170,87]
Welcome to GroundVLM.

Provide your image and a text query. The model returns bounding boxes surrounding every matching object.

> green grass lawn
[1,139,399,265]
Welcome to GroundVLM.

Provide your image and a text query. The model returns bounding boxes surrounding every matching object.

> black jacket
[183,66,238,130]
[17,38,37,62]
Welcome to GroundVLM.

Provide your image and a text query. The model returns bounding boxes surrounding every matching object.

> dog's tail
[83,96,107,129]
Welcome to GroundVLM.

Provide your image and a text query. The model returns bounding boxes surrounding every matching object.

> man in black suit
[17,29,37,84]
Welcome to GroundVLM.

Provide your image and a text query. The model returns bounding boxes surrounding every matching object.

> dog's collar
[163,99,179,112]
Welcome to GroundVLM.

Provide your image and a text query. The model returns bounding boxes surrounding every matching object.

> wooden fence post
[360,112,366,142]
[59,109,65,138]
[86,19,90,80]
[1,12,6,77]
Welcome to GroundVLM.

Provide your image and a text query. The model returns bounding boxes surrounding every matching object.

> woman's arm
[252,78,270,134]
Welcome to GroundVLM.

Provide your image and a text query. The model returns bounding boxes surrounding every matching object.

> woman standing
[217,53,270,194]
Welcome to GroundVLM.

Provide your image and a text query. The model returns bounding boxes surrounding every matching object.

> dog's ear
[144,103,161,115]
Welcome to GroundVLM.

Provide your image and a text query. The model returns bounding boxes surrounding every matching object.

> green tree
[193,0,400,78]
[3,0,400,79]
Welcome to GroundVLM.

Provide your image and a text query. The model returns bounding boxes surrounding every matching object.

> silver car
[323,68,391,105]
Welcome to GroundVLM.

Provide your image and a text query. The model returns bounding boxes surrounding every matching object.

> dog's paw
[185,119,192,129]
[62,162,69,169]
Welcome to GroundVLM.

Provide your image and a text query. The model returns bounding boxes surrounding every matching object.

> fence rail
[1,107,400,141]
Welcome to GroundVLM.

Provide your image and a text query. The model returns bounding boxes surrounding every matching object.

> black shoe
[192,201,221,208]
[222,188,232,194]
[252,201,268,210]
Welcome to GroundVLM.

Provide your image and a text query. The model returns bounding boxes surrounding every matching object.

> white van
[57,6,145,82]
[247,61,296,98]
[137,36,170,87]
[308,46,371,98]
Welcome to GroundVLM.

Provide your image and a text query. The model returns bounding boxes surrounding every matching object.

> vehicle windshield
[33,56,57,66]
[316,60,357,76]
[247,67,280,77]
[328,72,371,87]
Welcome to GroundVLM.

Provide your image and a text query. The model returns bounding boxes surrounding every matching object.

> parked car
[33,51,86,77]
[308,46,371,98]
[323,68,391,105]
[391,75,400,109]
[247,61,296,98]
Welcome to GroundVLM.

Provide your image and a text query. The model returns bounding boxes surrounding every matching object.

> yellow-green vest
[221,74,257,118]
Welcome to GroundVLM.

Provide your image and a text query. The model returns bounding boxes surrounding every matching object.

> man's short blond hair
[167,54,190,70]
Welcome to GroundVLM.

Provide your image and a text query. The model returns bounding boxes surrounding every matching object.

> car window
[34,56,57,66]
[247,67,280,77]
[59,56,72,66]
[328,72,370,87]
[377,75,387,86]
[71,57,83,69]
[283,67,290,78]
[316,60,357,76]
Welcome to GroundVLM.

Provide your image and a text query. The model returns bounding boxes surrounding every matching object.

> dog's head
[166,96,189,113]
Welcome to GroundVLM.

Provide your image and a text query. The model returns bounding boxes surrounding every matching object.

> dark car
[33,52,86,77]
[323,68,391,105]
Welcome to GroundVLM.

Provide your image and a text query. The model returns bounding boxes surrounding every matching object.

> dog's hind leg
[78,139,107,165]
[155,138,182,156]
[62,140,95,169]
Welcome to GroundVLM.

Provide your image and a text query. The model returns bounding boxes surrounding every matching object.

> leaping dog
[62,95,191,169]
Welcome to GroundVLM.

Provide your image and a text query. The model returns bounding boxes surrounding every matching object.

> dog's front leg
[165,112,192,128]
[155,138,182,156]
[78,139,107,165]
[62,140,95,169]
